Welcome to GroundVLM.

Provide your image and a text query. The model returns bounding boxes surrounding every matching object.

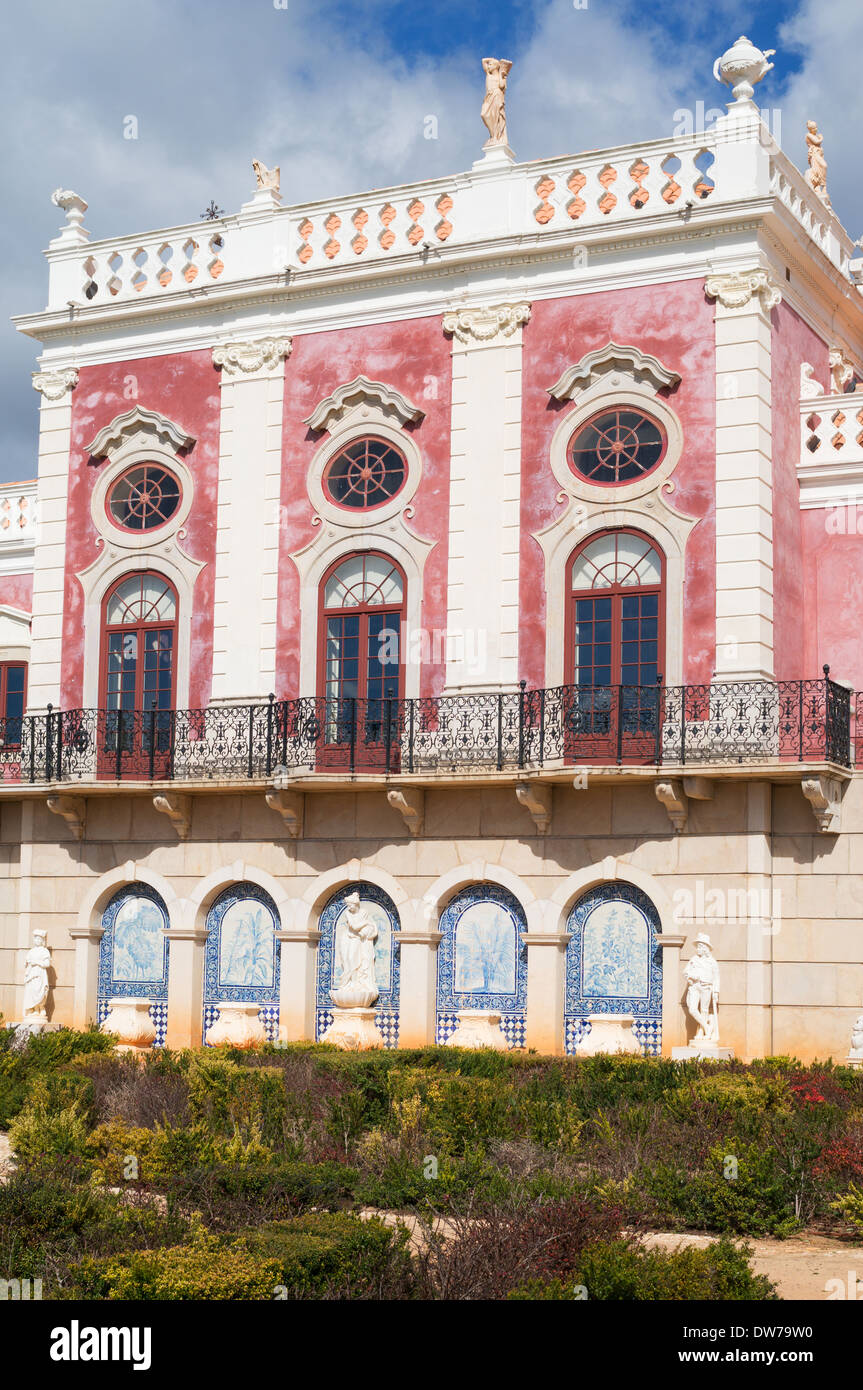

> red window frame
[316,552,406,768]
[322,436,408,512]
[98,571,179,713]
[567,407,668,487]
[105,463,182,534]
[564,528,666,688]
[0,661,27,748]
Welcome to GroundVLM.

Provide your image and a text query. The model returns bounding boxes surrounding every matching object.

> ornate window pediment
[86,406,195,460]
[548,343,681,402]
[305,376,424,434]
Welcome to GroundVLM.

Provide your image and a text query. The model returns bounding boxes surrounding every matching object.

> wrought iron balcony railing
[0,672,852,786]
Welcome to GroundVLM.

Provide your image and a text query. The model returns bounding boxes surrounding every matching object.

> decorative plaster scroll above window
[704,268,781,314]
[212,337,292,377]
[32,366,78,400]
[546,343,685,507]
[305,376,424,434]
[548,343,681,401]
[442,301,530,345]
[86,406,195,460]
[305,383,426,530]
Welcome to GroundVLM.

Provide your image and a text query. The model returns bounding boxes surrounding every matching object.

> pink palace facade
[1,41,862,1060]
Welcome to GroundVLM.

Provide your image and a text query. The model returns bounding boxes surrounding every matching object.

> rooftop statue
[252,159,280,194]
[804,121,831,208]
[481,57,513,147]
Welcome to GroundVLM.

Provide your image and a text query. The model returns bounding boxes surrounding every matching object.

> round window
[323,437,407,510]
[568,409,667,486]
[107,465,182,531]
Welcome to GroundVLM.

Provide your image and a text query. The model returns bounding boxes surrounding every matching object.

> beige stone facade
[1,769,860,1061]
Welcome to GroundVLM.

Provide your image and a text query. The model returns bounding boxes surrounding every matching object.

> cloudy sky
[2,0,860,482]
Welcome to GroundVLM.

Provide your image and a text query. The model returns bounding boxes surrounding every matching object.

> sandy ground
[642,1230,863,1301]
[360,1208,863,1300]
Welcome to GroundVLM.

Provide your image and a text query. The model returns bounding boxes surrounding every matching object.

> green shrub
[642,1141,800,1236]
[243,1212,413,1298]
[830,1182,863,1235]
[0,1162,190,1286]
[8,1078,90,1164]
[72,1230,282,1300]
[510,1236,777,1300]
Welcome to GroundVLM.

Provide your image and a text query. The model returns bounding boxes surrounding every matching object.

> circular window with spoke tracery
[568,408,667,486]
[323,437,408,510]
[107,464,182,532]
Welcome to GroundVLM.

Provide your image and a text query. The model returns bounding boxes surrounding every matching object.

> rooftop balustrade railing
[0,673,850,786]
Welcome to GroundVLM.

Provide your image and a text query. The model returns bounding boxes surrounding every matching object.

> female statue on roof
[481,58,513,147]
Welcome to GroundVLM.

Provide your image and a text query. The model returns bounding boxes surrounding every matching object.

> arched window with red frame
[100,571,179,715]
[564,530,665,761]
[317,552,405,768]
[98,572,178,778]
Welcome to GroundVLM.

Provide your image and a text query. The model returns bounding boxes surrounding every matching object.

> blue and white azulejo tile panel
[202,882,281,1043]
[97,883,170,1048]
[436,883,527,1048]
[564,881,662,1055]
[315,883,401,1048]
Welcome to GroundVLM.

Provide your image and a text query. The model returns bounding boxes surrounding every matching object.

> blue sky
[1,0,858,481]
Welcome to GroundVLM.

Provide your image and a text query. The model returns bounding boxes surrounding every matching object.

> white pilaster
[442,302,529,694]
[706,270,780,682]
[211,338,290,704]
[27,367,78,713]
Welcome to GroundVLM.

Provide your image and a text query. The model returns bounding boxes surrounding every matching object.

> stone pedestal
[319,1007,384,1050]
[100,999,157,1051]
[445,1009,508,1051]
[577,1014,642,1057]
[205,1002,267,1048]
[672,1042,734,1061]
[5,1018,62,1043]
[845,1054,863,1070]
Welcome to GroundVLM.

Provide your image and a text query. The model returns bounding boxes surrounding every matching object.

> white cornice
[86,405,196,458]
[548,342,681,400]
[305,374,424,432]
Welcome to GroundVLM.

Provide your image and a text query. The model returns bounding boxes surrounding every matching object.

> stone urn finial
[713,35,775,105]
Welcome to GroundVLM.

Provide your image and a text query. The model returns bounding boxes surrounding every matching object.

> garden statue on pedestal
[672,933,733,1060]
[6,930,60,1041]
[320,892,384,1049]
[847,1012,863,1068]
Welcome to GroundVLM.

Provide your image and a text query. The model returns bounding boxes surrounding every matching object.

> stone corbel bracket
[655,776,713,832]
[387,788,424,836]
[153,793,192,841]
[655,779,688,832]
[265,789,304,838]
[802,775,843,833]
[515,781,552,834]
[46,794,86,840]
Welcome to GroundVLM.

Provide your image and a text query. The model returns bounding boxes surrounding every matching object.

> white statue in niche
[683,933,721,1044]
[22,930,51,1020]
[331,893,379,1009]
[849,1013,863,1059]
